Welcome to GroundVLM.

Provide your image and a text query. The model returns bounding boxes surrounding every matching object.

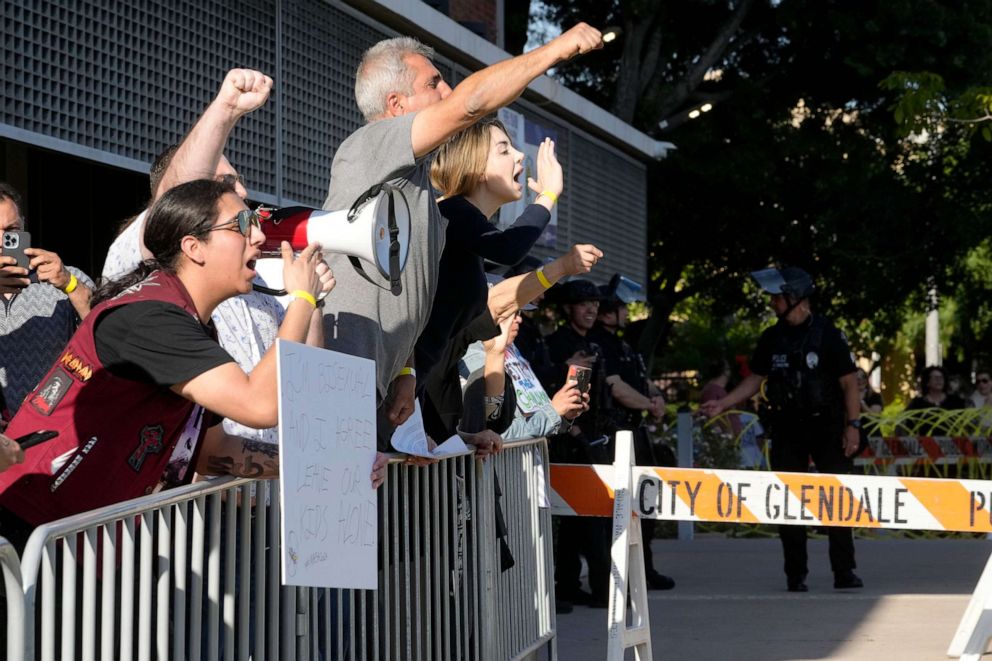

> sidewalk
[555,534,991,660]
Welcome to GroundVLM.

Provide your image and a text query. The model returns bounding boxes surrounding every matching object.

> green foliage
[883,71,992,141]
[527,0,992,380]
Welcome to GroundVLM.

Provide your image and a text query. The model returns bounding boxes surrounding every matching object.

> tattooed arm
[195,424,280,479]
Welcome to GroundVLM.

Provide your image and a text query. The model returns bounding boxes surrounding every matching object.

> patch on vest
[806,352,820,369]
[129,424,165,472]
[58,350,94,382]
[50,436,99,493]
[30,367,72,416]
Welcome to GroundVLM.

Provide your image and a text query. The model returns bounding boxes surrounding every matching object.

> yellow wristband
[535,266,553,290]
[397,367,416,378]
[61,273,78,294]
[539,190,559,205]
[290,290,317,308]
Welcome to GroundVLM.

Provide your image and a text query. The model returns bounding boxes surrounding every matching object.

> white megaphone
[252,185,410,301]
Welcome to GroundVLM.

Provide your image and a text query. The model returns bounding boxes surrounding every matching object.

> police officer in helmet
[591,276,675,590]
[592,276,666,434]
[699,267,863,592]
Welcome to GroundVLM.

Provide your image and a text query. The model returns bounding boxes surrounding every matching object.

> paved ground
[554,533,992,660]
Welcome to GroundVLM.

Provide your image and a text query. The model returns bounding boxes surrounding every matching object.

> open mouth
[246,258,257,272]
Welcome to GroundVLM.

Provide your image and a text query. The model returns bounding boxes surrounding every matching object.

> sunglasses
[216,173,246,188]
[206,207,270,237]
[979,378,991,384]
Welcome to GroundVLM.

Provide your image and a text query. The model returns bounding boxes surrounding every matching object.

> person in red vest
[0,179,386,551]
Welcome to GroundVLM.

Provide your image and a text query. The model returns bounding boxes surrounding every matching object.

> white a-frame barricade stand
[606,431,652,661]
[948,553,992,660]
[550,432,992,660]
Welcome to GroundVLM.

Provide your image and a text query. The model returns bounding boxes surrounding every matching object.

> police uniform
[543,281,615,606]
[590,320,681,590]
[751,312,857,586]
[590,326,651,433]
[545,324,616,456]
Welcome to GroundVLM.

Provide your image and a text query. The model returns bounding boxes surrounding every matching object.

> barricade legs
[949,547,992,659]
[606,431,652,661]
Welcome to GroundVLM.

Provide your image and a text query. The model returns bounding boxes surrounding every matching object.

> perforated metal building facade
[1,0,649,283]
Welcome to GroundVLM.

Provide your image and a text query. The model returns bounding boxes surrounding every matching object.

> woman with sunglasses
[0,180,364,548]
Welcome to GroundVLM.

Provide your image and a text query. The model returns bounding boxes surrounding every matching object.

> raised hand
[527,138,564,201]
[558,243,603,277]
[552,23,604,60]
[217,68,273,116]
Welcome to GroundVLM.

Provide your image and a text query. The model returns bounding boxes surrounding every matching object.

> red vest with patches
[0,271,210,526]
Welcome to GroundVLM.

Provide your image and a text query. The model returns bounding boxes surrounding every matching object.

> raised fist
[552,23,604,61]
[217,68,273,116]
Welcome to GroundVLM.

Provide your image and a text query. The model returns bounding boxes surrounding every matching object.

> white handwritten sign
[277,339,377,589]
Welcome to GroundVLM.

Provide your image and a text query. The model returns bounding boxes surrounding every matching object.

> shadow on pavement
[555,534,991,661]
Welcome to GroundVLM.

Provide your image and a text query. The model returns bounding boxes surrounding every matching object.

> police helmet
[598,284,623,313]
[555,278,603,305]
[750,267,815,300]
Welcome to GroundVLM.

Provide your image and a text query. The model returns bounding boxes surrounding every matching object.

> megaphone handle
[343,183,404,297]
[252,283,288,297]
[386,187,402,296]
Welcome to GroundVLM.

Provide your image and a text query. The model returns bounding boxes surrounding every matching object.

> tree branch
[655,0,755,121]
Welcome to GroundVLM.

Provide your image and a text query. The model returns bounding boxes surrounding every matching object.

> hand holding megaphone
[253,185,410,300]
[280,241,335,303]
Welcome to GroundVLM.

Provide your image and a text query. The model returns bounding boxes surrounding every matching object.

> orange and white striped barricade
[855,435,987,477]
[550,440,992,660]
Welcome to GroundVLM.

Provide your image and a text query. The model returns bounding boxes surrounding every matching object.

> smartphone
[1,230,31,270]
[566,364,593,394]
[15,429,58,450]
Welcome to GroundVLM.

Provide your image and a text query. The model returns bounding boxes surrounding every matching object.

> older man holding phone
[0,183,94,429]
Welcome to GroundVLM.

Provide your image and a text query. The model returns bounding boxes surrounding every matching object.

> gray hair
[355,37,435,122]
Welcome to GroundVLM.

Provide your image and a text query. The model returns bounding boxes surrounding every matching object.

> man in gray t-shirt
[323,26,604,447]
[323,112,443,409]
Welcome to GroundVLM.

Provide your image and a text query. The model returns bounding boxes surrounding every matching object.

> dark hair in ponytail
[94,179,235,304]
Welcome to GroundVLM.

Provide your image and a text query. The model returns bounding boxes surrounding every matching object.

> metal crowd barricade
[477,439,557,661]
[1,535,26,659]
[6,437,556,661]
